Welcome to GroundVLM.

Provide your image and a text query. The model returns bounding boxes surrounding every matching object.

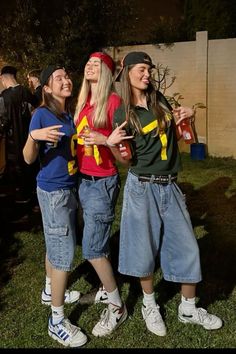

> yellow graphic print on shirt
[141,113,172,161]
[76,115,102,165]
[67,133,78,175]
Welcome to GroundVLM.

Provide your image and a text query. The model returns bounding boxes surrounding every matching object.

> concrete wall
[1,32,235,158]
[107,31,236,158]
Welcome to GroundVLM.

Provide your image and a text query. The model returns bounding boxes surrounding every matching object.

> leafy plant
[165,93,206,143]
[153,62,206,144]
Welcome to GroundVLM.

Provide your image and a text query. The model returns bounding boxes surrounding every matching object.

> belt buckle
[154,175,170,184]
[154,176,161,183]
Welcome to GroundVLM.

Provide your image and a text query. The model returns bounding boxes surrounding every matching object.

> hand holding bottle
[173,106,195,144]
[106,121,134,160]
[81,125,94,156]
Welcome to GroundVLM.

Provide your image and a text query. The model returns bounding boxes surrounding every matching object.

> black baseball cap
[40,65,64,87]
[115,51,155,81]
[0,65,17,78]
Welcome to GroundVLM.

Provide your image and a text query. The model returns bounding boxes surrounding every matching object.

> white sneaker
[142,304,167,336]
[92,303,128,337]
[48,317,87,347]
[178,305,222,330]
[94,286,109,304]
[41,289,81,305]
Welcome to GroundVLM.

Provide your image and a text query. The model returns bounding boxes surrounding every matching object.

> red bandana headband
[90,52,115,74]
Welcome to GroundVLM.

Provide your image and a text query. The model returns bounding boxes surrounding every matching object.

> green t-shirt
[113,92,182,176]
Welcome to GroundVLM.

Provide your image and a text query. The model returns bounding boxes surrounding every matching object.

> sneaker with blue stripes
[48,317,87,347]
[41,289,81,305]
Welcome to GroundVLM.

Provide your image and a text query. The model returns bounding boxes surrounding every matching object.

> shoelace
[99,307,122,328]
[145,306,162,324]
[99,308,112,327]
[59,319,80,336]
[195,308,212,324]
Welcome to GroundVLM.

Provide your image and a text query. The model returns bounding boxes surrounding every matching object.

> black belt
[79,173,106,181]
[138,174,177,184]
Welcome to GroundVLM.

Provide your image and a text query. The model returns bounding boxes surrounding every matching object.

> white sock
[107,287,122,308]
[45,276,51,294]
[51,305,64,325]
[143,290,156,307]
[181,295,196,314]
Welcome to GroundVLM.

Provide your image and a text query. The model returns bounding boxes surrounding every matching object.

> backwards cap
[40,65,64,87]
[90,52,115,74]
[115,51,155,81]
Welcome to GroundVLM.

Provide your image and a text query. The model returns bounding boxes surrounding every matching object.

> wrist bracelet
[29,131,38,142]
[105,139,116,147]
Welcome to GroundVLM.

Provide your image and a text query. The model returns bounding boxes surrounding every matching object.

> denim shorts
[78,174,120,260]
[37,187,78,271]
[118,171,202,282]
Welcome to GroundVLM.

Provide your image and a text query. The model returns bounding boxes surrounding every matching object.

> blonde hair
[74,61,114,128]
[120,66,171,136]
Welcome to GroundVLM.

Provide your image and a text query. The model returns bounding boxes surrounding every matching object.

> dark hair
[41,72,72,120]
[0,65,17,79]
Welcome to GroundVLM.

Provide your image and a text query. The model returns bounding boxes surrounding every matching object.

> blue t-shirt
[29,107,78,192]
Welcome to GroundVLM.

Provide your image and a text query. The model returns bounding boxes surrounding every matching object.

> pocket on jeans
[127,178,147,197]
[89,213,114,252]
[45,225,69,237]
[95,213,114,223]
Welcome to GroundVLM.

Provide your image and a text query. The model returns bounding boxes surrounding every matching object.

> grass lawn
[0,153,236,349]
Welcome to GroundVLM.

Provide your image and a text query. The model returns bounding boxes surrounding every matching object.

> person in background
[74,52,131,337]
[0,65,38,203]
[27,69,42,107]
[113,51,222,336]
[23,65,87,348]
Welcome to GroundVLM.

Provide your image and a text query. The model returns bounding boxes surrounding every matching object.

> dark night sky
[134,0,183,42]
[0,0,184,44]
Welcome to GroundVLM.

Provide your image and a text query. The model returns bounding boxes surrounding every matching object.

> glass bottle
[118,140,132,160]
[83,125,94,156]
[179,119,195,144]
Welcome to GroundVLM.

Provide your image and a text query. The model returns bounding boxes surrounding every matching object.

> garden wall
[107,31,236,158]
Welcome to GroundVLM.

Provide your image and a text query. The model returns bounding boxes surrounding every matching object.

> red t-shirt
[75,92,121,177]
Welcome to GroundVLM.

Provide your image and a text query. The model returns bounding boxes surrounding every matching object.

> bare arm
[23,133,40,164]
[23,125,65,164]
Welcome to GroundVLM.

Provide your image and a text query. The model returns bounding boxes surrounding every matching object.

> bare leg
[181,283,196,298]
[140,275,154,294]
[46,254,68,307]
[44,255,68,306]
[89,257,116,292]
[50,269,68,307]
[45,254,52,278]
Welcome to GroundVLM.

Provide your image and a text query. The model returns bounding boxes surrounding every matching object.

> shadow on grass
[155,176,236,309]
[69,175,236,321]
[0,185,42,311]
[182,176,236,307]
